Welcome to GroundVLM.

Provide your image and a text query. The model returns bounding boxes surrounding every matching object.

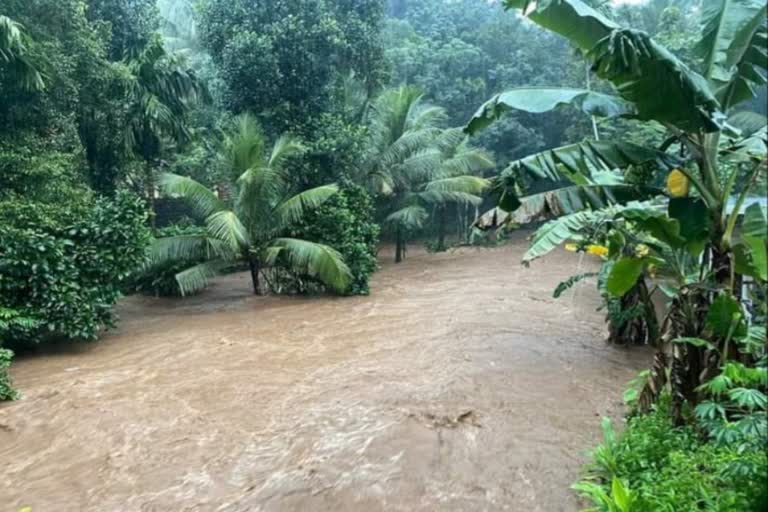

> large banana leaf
[466,87,634,134]
[503,0,618,50]
[696,0,768,110]
[501,0,722,133]
[504,139,681,183]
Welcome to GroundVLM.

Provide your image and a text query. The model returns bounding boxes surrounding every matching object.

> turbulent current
[1,239,650,511]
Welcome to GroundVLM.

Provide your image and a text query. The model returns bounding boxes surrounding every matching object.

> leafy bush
[129,222,208,297]
[287,185,380,295]
[0,192,151,346]
[0,348,18,401]
[575,398,768,511]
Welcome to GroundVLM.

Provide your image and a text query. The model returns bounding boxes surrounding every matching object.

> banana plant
[467,0,767,417]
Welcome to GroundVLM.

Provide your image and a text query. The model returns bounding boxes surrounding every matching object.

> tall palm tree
[384,128,493,259]
[0,15,45,91]
[149,114,351,295]
[123,35,203,222]
[430,129,495,251]
[363,86,492,261]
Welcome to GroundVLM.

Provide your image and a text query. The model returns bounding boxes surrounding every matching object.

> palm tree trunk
[146,161,157,229]
[395,228,405,263]
[436,206,447,252]
[249,258,261,295]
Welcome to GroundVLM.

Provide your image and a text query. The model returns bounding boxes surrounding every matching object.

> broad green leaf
[668,197,711,255]
[606,257,644,297]
[741,202,767,239]
[502,0,723,132]
[696,0,768,109]
[505,139,681,183]
[466,87,634,134]
[734,236,768,280]
[504,0,619,51]
[619,208,686,249]
[589,29,723,132]
[706,293,747,338]
[728,111,768,137]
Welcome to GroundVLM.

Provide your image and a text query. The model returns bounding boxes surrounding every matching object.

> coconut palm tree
[123,36,203,222]
[0,15,44,91]
[362,86,493,261]
[149,114,351,295]
[383,128,493,258]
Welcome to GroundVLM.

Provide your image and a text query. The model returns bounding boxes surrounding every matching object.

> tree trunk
[249,259,261,295]
[436,206,447,252]
[146,162,157,229]
[395,229,405,263]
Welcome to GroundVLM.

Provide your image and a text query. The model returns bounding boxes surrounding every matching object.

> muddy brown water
[1,240,651,511]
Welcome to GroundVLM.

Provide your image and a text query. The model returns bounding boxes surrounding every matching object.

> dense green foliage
[575,398,768,511]
[197,0,388,134]
[0,347,17,400]
[288,185,380,296]
[0,193,150,346]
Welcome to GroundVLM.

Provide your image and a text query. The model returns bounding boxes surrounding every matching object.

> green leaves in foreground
[706,294,747,339]
[495,0,723,133]
[606,257,645,297]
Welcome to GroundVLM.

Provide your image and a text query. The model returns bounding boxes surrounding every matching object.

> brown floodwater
[1,238,651,511]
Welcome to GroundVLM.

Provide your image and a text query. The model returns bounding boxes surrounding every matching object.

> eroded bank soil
[1,240,650,511]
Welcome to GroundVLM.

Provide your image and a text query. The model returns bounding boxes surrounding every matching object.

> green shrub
[0,348,18,401]
[0,192,151,346]
[287,185,380,295]
[129,222,208,297]
[575,399,768,511]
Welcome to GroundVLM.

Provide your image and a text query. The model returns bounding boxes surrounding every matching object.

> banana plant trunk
[607,279,658,346]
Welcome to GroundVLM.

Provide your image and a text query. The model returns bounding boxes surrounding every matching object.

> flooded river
[1,240,650,511]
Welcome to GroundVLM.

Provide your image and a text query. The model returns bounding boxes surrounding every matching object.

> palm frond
[206,210,249,252]
[425,176,490,195]
[160,172,226,218]
[273,184,340,228]
[225,113,267,176]
[146,235,233,266]
[268,135,305,169]
[419,190,484,206]
[385,205,429,230]
[266,238,352,292]
[441,146,496,177]
[175,259,230,296]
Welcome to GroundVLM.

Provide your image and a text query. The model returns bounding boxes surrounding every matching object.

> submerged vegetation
[1,0,766,509]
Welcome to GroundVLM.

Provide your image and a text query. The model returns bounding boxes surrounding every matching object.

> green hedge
[0,192,151,346]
